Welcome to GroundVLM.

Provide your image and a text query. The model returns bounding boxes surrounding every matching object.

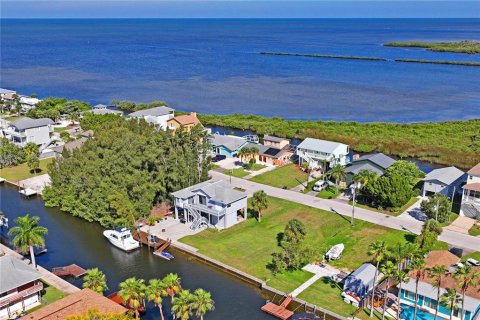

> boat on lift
[103,227,140,252]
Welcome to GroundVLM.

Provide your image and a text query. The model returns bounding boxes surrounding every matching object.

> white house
[127,106,174,130]
[5,117,54,147]
[460,162,480,220]
[19,96,42,112]
[296,137,350,168]
[0,255,43,319]
[0,88,16,100]
[422,166,466,197]
[171,180,248,230]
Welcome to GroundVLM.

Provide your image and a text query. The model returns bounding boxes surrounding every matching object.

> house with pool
[399,250,480,320]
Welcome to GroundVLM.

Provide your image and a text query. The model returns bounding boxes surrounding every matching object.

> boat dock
[52,264,87,278]
[19,188,37,197]
[261,295,294,320]
[132,229,169,249]
[153,240,171,256]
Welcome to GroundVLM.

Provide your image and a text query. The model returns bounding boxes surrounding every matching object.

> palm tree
[82,268,108,294]
[163,273,182,302]
[379,260,396,320]
[354,169,377,188]
[172,289,194,320]
[237,147,250,163]
[118,277,146,320]
[8,214,48,269]
[440,288,462,320]
[393,268,410,320]
[147,279,168,320]
[251,190,268,222]
[368,241,388,317]
[454,265,480,320]
[428,265,449,320]
[192,288,215,320]
[327,164,346,194]
[410,257,427,320]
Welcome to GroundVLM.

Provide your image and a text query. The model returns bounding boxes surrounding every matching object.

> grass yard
[250,163,307,189]
[302,177,323,194]
[250,163,267,171]
[297,278,357,317]
[461,251,480,262]
[0,158,53,181]
[180,196,419,298]
[317,186,342,199]
[225,167,250,178]
[2,115,25,122]
[352,196,419,216]
[27,282,67,314]
[54,126,69,132]
[468,223,480,237]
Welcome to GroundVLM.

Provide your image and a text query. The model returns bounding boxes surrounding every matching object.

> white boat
[153,250,174,260]
[325,243,345,260]
[103,227,140,252]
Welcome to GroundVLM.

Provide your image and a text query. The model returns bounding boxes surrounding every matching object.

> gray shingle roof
[10,117,54,130]
[0,255,42,294]
[172,180,247,204]
[423,166,465,185]
[346,162,384,176]
[210,134,247,152]
[356,153,396,170]
[296,138,347,154]
[128,106,173,118]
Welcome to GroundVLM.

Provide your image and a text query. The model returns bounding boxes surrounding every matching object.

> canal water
[0,183,272,319]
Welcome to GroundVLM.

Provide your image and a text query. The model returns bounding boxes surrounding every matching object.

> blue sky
[2,1,480,18]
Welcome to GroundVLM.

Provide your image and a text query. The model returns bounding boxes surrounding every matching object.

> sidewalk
[210,170,480,252]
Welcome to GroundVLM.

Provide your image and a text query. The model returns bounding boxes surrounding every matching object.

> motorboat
[103,227,140,252]
[325,243,345,260]
[154,250,174,260]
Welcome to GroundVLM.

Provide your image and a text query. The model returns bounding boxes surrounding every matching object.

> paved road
[210,171,480,252]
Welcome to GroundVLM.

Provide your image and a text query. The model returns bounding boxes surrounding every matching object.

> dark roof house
[346,153,396,183]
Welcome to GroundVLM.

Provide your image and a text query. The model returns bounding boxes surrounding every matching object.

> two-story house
[296,137,350,169]
[5,117,54,147]
[242,135,293,166]
[345,153,396,185]
[127,106,174,130]
[171,180,248,230]
[460,162,480,220]
[166,112,202,133]
[19,97,41,113]
[0,255,43,319]
[422,166,466,198]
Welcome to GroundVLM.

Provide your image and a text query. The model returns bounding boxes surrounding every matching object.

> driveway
[398,197,428,222]
[210,171,480,252]
[445,216,477,235]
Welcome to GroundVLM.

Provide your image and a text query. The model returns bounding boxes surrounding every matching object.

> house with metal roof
[342,263,378,307]
[346,153,396,184]
[4,117,54,147]
[89,108,124,116]
[210,134,249,158]
[127,106,174,130]
[296,138,350,169]
[422,166,466,197]
[399,250,480,320]
[171,180,248,230]
[460,162,480,220]
[0,255,43,319]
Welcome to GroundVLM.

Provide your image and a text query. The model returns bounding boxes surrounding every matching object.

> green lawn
[27,282,67,314]
[2,115,25,122]
[250,164,307,189]
[225,167,250,178]
[352,196,419,216]
[180,196,420,297]
[468,224,480,237]
[317,186,342,199]
[461,251,480,262]
[250,163,267,171]
[54,126,69,132]
[0,158,53,181]
[297,278,357,317]
[439,213,459,228]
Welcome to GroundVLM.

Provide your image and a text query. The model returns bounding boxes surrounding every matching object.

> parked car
[313,180,329,192]
[466,258,480,266]
[212,155,227,162]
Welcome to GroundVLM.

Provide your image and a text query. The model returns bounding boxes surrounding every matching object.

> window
[199,195,207,205]
[424,297,437,309]
[403,290,415,301]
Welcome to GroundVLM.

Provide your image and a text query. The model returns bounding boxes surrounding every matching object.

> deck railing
[0,283,43,308]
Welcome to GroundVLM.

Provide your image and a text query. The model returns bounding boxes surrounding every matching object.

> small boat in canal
[154,250,174,260]
[103,227,140,252]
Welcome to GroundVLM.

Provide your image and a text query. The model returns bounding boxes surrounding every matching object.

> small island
[384,40,480,54]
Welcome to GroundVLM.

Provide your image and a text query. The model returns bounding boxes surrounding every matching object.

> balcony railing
[0,283,43,308]
[464,196,480,205]
[187,203,226,216]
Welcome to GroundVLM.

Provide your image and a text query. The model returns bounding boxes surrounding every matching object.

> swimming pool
[400,304,436,320]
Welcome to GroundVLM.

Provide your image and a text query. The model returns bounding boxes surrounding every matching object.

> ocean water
[1,18,480,122]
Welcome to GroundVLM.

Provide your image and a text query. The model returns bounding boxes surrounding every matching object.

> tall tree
[118,277,146,320]
[420,194,452,223]
[354,169,378,188]
[147,279,168,320]
[440,288,462,320]
[172,290,194,320]
[192,288,215,320]
[23,142,39,158]
[428,265,449,320]
[393,268,410,320]
[27,154,40,174]
[251,190,268,222]
[367,241,388,318]
[379,260,396,320]
[327,164,346,194]
[416,219,442,253]
[82,268,108,294]
[163,273,182,302]
[410,257,427,320]
[283,219,306,245]
[8,214,48,269]
[454,265,479,320]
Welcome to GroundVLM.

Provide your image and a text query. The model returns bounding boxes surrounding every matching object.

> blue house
[210,134,249,158]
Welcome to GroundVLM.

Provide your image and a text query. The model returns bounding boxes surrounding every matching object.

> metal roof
[0,255,42,294]
[210,134,247,152]
[348,263,376,285]
[93,104,107,109]
[10,117,54,130]
[423,166,465,185]
[171,180,247,204]
[128,106,174,118]
[356,153,396,170]
[90,109,123,115]
[345,162,384,176]
[296,138,347,154]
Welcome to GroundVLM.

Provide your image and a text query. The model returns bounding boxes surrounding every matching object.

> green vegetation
[352,196,418,216]
[317,186,342,199]
[260,52,388,61]
[27,97,91,121]
[198,114,480,169]
[462,251,480,262]
[395,58,480,67]
[421,194,453,223]
[0,138,26,168]
[225,167,250,178]
[384,41,480,54]
[468,223,480,237]
[28,282,67,314]
[250,163,307,189]
[43,116,210,227]
[0,158,53,181]
[83,268,109,294]
[80,112,124,131]
[111,99,169,113]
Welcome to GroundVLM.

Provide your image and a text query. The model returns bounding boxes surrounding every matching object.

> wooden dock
[261,295,294,320]
[19,188,37,197]
[52,264,87,278]
[132,229,168,249]
[153,240,171,256]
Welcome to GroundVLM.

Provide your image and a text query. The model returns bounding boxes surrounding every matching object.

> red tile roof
[467,163,480,176]
[463,182,480,192]
[170,113,201,126]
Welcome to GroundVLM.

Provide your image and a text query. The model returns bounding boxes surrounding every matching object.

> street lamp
[350,181,361,227]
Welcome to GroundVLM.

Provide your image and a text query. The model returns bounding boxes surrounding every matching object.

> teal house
[210,134,249,158]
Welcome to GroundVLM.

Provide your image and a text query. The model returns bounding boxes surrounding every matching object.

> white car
[313,180,329,192]
[466,258,480,266]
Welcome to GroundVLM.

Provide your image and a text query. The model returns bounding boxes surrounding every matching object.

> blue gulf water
[1,18,480,122]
